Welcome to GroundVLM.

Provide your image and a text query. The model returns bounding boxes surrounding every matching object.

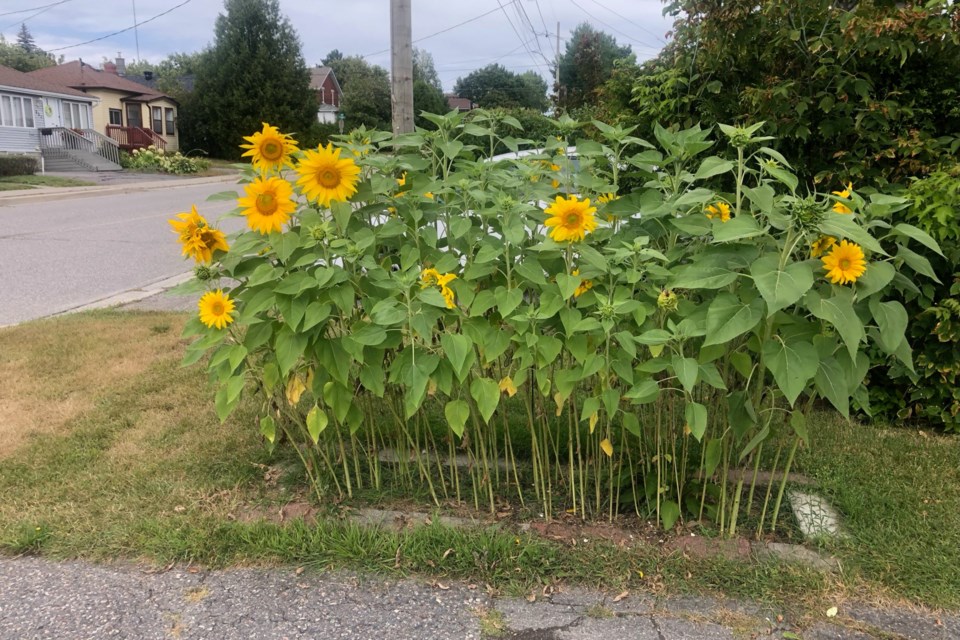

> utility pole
[390,0,414,135]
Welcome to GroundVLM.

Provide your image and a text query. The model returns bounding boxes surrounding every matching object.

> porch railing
[105,125,167,152]
[38,127,121,166]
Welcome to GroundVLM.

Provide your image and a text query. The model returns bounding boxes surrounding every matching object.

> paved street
[0,177,245,326]
[0,557,954,640]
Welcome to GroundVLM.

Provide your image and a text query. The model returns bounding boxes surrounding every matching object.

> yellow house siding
[81,88,179,152]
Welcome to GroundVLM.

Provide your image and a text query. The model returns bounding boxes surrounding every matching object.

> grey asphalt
[0,557,955,640]
[0,176,245,326]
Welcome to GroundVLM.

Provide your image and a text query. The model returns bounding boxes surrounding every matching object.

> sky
[0,0,673,92]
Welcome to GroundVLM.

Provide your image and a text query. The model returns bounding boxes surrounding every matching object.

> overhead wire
[47,0,193,52]
[567,0,663,53]
[0,0,73,20]
[585,0,667,44]
[496,0,547,74]
[361,0,520,59]
[1,0,73,33]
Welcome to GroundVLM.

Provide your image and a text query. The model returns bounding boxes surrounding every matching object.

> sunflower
[832,183,854,214]
[420,268,441,288]
[240,123,297,173]
[237,176,297,235]
[296,143,361,208]
[169,205,229,263]
[544,195,598,243]
[572,269,593,297]
[597,193,617,204]
[705,202,732,223]
[822,239,867,285]
[397,172,407,187]
[810,235,837,258]
[198,289,235,330]
[550,163,561,189]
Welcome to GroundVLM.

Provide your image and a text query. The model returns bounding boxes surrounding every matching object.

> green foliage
[180,116,927,537]
[870,166,960,432]
[629,0,960,185]
[179,0,317,159]
[453,64,549,111]
[556,23,634,111]
[0,154,38,176]
[324,54,392,131]
[120,147,209,174]
[0,33,57,72]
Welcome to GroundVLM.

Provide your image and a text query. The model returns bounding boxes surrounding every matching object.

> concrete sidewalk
[0,557,954,640]
[0,172,239,206]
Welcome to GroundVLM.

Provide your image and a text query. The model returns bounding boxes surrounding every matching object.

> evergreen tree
[16,24,36,53]
[412,48,448,127]
[0,33,55,72]
[180,0,316,159]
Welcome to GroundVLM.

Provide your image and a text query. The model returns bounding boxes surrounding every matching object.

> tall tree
[412,48,448,126]
[181,0,316,159]
[324,53,392,131]
[454,64,549,111]
[555,23,633,110]
[0,34,56,72]
[631,0,960,184]
[16,24,36,53]
[125,52,203,95]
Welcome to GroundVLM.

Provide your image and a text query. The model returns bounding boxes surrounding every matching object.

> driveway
[0,176,245,326]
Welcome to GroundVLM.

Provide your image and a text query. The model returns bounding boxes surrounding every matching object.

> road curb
[0,173,239,206]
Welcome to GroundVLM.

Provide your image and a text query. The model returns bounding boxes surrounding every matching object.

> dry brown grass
[0,312,188,458]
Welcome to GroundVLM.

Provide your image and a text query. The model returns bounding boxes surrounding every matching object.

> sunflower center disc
[566,213,580,225]
[319,170,340,188]
[840,259,850,269]
[211,302,224,315]
[256,193,278,215]
[262,141,282,160]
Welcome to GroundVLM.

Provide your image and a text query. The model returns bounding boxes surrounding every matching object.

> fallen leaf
[826,606,838,618]
[613,590,629,602]
[295,567,305,575]
[442,548,454,559]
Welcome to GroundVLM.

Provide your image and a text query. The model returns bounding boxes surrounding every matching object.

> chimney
[144,70,154,82]
[115,53,126,76]
[103,61,118,75]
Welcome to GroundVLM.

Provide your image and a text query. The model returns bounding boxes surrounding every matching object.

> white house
[0,65,121,171]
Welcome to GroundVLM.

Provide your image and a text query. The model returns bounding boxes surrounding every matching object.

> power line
[1,0,73,33]
[585,0,667,45]
[496,0,546,73]
[47,0,193,52]
[0,0,72,20]
[567,0,662,52]
[362,1,519,59]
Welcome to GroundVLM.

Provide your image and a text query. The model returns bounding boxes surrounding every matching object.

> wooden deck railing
[105,125,167,152]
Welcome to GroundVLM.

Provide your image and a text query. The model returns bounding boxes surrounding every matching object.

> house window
[61,101,89,129]
[164,108,175,136]
[108,108,122,125]
[151,106,163,134]
[0,94,35,128]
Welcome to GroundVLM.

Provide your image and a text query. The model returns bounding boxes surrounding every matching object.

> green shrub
[170,115,936,534]
[869,166,960,432]
[120,146,209,174]
[0,154,38,177]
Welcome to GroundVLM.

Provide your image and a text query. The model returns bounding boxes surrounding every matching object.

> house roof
[0,64,93,100]
[445,95,475,111]
[309,66,342,96]
[28,61,175,103]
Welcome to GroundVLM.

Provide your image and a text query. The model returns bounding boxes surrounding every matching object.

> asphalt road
[0,178,245,326]
[0,557,952,639]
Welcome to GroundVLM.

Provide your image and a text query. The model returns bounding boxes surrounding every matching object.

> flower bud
[657,289,679,312]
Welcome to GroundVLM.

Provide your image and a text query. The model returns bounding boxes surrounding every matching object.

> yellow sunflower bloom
[550,163,561,189]
[237,176,297,235]
[810,235,837,258]
[198,289,235,330]
[705,202,732,223]
[397,172,407,187]
[296,143,361,208]
[832,182,854,214]
[499,376,518,397]
[822,239,867,285]
[572,269,593,297]
[440,285,457,309]
[544,195,598,243]
[420,268,441,288]
[240,123,297,173]
[169,205,229,264]
[597,193,617,204]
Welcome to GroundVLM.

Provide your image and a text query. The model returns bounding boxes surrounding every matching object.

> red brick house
[309,66,342,125]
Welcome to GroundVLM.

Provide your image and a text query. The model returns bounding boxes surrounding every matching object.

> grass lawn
[0,311,957,614]
[0,175,96,191]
